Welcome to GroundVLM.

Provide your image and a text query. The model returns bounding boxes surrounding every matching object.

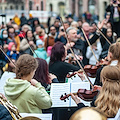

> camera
[61,29,64,32]
[113,0,117,4]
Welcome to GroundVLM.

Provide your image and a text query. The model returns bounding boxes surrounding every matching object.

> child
[6,42,19,61]
[33,39,47,60]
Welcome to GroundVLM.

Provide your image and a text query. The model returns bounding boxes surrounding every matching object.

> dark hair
[50,42,65,64]
[15,54,38,79]
[7,26,15,37]
[48,25,56,33]
[33,18,40,26]
[33,58,50,84]
[25,30,36,44]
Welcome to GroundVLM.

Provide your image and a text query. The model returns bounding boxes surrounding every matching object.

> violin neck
[68,92,77,97]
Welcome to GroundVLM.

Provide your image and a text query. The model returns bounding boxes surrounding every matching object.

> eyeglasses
[50,29,56,31]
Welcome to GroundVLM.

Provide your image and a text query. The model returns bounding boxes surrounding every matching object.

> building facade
[46,0,110,20]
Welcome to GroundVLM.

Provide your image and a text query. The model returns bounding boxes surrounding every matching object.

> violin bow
[20,32,39,58]
[60,17,94,89]
[0,47,16,68]
[95,25,111,45]
[81,28,99,63]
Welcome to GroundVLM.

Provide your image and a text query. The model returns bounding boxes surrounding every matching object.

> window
[79,0,83,16]
[36,6,39,10]
[29,1,32,10]
[88,0,96,14]
[10,6,13,10]
[21,5,24,10]
[41,1,43,11]
[50,3,53,12]
[16,5,18,10]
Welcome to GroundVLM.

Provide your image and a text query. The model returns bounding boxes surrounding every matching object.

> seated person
[4,54,52,113]
[71,65,120,118]
[70,107,107,120]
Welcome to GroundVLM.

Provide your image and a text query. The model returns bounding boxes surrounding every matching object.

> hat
[8,42,15,50]
[29,13,33,18]
[36,39,43,46]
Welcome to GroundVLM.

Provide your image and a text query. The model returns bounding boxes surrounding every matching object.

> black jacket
[0,104,12,120]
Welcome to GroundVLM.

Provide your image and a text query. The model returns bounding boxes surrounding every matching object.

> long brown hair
[15,54,38,79]
[95,66,120,117]
[109,42,120,63]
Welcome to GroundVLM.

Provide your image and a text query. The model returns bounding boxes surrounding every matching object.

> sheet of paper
[70,82,91,107]
[50,83,70,107]
[107,109,120,120]
[20,113,52,120]
[67,73,83,83]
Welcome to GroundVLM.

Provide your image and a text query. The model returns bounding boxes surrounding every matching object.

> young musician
[49,41,80,83]
[71,65,120,118]
[4,54,52,113]
[94,42,120,86]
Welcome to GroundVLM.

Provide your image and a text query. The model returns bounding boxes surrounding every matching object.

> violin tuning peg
[61,95,63,98]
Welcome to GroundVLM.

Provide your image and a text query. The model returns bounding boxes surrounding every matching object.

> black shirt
[49,61,79,83]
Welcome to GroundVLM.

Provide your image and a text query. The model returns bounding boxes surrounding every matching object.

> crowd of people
[0,0,120,120]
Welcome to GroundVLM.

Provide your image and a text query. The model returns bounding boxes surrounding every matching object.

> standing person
[20,30,36,55]
[20,13,27,27]
[7,26,20,52]
[4,54,52,113]
[12,14,21,26]
[6,42,19,61]
[33,39,47,60]
[106,0,120,37]
[0,29,11,49]
[27,13,34,28]
[44,26,57,51]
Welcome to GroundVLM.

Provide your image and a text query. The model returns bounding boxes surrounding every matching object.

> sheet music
[107,109,120,120]
[20,113,52,120]
[67,73,83,83]
[70,82,91,107]
[67,73,96,85]
[50,83,70,107]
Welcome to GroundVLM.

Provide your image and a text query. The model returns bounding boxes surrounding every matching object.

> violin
[83,58,110,78]
[65,54,77,65]
[67,70,83,78]
[60,89,99,102]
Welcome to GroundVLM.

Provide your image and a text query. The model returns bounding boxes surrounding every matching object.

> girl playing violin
[94,42,120,86]
[71,65,120,118]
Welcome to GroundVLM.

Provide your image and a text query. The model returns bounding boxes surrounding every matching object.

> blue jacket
[6,50,19,60]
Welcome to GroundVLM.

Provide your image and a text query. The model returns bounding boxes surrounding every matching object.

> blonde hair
[70,107,107,120]
[95,66,120,117]
[109,42,120,62]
